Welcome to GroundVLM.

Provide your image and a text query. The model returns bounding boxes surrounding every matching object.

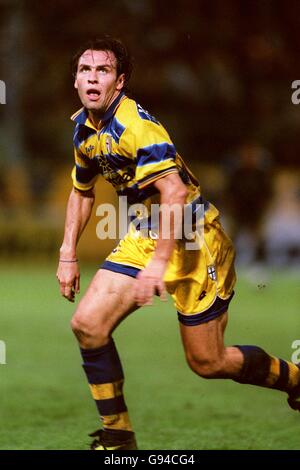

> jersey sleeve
[71,146,99,191]
[120,119,178,189]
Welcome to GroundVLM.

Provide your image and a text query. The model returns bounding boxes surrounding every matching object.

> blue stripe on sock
[273,359,289,390]
[234,345,270,385]
[80,339,124,384]
[95,395,127,416]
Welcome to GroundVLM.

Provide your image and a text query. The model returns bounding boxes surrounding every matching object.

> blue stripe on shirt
[137,142,176,167]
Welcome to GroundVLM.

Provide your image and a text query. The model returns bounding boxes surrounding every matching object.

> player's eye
[79,66,90,73]
[97,68,108,74]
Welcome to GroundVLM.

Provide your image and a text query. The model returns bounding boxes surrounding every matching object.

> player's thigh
[180,312,228,365]
[72,269,138,336]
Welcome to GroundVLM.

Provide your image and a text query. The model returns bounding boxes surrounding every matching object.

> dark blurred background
[0,0,299,266]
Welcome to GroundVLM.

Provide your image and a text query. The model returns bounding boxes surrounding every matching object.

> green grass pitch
[0,262,299,450]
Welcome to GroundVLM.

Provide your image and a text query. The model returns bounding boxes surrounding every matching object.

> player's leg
[71,268,138,449]
[173,215,300,410]
[71,268,137,349]
[179,311,239,378]
[179,311,300,408]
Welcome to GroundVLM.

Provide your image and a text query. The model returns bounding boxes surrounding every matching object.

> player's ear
[74,76,78,89]
[116,73,125,91]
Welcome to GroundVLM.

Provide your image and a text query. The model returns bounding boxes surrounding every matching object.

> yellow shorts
[101,218,236,326]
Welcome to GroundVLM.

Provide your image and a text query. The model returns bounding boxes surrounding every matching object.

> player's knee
[70,312,108,348]
[186,353,224,379]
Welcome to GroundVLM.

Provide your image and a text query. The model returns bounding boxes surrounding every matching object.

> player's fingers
[64,285,72,297]
[142,281,154,306]
[59,282,66,296]
[155,280,163,296]
[67,293,75,303]
[135,279,150,306]
[158,282,167,301]
[63,285,74,302]
[135,282,145,305]
[59,281,72,296]
[75,275,80,294]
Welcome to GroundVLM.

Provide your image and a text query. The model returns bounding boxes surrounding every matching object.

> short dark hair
[71,36,133,90]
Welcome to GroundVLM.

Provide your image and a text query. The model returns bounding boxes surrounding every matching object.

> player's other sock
[80,338,133,433]
[233,345,300,396]
[89,428,137,450]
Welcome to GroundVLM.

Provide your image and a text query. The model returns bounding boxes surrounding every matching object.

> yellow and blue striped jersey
[71,92,219,225]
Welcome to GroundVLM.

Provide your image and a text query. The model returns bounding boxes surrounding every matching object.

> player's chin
[84,99,102,111]
[83,105,97,113]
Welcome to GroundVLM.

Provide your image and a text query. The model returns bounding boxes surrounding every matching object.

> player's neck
[88,91,122,129]
[88,111,103,129]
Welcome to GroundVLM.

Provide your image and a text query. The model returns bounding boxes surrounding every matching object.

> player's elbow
[166,182,188,206]
[174,183,188,201]
[155,174,188,204]
[179,188,188,203]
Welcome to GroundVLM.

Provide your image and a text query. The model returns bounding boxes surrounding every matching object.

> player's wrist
[59,258,78,263]
[59,246,77,259]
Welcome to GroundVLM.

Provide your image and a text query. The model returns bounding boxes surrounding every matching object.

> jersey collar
[71,91,125,129]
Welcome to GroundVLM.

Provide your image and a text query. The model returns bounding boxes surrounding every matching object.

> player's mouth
[86,88,101,101]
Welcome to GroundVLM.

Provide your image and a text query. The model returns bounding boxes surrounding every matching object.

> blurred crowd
[201,142,300,267]
[0,0,299,265]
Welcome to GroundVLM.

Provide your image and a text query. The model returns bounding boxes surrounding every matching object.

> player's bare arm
[57,187,95,302]
[134,173,187,306]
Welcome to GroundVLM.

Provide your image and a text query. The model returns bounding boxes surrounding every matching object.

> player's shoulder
[117,96,160,130]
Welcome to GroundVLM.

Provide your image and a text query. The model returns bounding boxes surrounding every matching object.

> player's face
[74,49,124,117]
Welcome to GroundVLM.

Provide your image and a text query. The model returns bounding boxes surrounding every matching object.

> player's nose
[87,69,98,83]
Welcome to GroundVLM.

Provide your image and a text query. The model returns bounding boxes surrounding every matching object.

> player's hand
[56,260,80,303]
[135,258,167,306]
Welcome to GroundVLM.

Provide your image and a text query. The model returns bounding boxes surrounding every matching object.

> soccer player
[56,36,300,450]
